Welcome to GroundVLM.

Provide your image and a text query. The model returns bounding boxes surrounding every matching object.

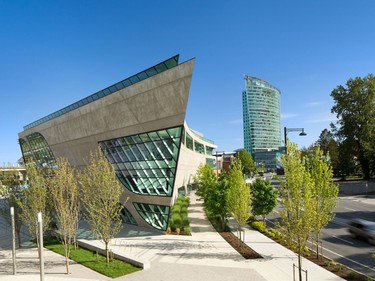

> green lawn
[44,238,142,278]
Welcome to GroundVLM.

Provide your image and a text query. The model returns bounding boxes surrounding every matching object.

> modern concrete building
[242,76,281,171]
[18,55,217,231]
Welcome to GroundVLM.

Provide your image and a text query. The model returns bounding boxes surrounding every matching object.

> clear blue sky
[1,0,375,165]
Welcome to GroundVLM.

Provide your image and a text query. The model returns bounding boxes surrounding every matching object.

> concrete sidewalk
[0,191,345,281]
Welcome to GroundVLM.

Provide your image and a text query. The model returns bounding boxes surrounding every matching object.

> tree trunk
[316,233,319,259]
[16,227,21,248]
[64,243,70,274]
[298,253,302,281]
[36,231,40,259]
[105,242,109,264]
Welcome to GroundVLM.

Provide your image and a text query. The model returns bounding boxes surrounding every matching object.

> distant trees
[330,74,375,178]
[79,147,124,264]
[236,149,255,176]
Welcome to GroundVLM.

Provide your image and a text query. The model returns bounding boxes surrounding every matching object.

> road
[266,184,375,279]
[320,196,375,279]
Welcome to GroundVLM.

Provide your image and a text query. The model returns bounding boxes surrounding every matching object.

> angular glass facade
[120,206,137,225]
[99,126,183,197]
[133,202,170,230]
[20,132,56,167]
[243,76,281,154]
[19,138,33,164]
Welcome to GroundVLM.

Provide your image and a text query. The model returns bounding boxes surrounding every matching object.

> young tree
[236,149,255,176]
[305,148,338,259]
[17,163,50,251]
[194,163,217,200]
[331,74,375,178]
[279,142,314,281]
[251,178,277,223]
[49,158,80,274]
[227,159,251,247]
[79,146,124,263]
[204,172,229,231]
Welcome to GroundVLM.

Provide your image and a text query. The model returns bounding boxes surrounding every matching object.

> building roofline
[244,75,281,93]
[23,55,181,131]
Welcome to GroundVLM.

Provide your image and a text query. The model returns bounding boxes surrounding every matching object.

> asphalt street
[320,196,375,279]
[266,179,375,280]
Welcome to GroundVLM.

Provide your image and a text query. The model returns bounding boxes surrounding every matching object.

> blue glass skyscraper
[242,76,281,155]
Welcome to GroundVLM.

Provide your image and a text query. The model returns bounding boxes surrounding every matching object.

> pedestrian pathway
[0,191,345,281]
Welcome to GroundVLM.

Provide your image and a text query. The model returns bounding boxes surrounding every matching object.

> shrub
[169,219,176,231]
[182,216,190,228]
[365,277,373,281]
[172,205,181,213]
[251,221,266,232]
[324,261,337,267]
[180,206,188,215]
[347,271,356,279]
[184,226,192,235]
[172,214,182,229]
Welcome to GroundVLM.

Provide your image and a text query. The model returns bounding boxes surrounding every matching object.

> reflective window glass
[206,146,214,156]
[186,133,193,150]
[133,203,170,230]
[25,133,56,168]
[120,207,137,225]
[148,132,160,141]
[99,126,182,196]
[130,76,139,84]
[195,141,204,154]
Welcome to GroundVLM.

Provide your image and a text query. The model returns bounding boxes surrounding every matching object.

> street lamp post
[284,127,307,155]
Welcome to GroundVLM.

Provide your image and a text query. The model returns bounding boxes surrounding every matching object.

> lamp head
[299,129,307,136]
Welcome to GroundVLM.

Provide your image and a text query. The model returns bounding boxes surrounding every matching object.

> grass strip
[44,238,141,278]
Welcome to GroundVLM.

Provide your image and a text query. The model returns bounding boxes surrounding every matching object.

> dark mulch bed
[219,231,263,259]
[304,254,369,281]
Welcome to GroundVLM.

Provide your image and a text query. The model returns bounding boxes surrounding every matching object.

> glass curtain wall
[99,126,183,197]
[22,133,56,167]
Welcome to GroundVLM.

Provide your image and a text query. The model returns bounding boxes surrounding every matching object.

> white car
[347,219,375,245]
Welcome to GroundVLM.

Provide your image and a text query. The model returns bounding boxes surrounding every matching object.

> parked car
[347,219,375,245]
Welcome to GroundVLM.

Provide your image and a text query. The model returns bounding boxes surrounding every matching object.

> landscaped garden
[167,196,192,235]
[44,238,141,278]
[249,220,372,281]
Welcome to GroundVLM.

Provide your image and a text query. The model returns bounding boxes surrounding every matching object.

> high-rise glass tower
[242,76,281,154]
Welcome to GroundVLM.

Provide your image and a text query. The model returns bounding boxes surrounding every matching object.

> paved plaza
[0,191,349,281]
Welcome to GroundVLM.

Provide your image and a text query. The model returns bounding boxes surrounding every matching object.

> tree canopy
[251,178,277,222]
[79,146,124,263]
[279,142,315,281]
[236,149,255,176]
[49,157,80,273]
[330,74,375,178]
[305,147,338,258]
[227,159,251,243]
